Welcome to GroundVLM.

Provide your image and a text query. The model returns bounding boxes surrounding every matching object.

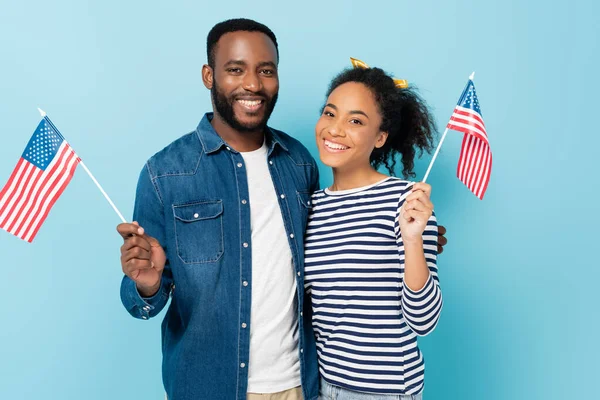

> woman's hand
[399,182,434,244]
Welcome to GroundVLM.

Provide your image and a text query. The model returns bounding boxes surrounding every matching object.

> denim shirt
[120,113,320,400]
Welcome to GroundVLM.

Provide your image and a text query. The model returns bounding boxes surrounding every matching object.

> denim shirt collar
[196,113,289,155]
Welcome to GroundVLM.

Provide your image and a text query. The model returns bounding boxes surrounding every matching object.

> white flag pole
[422,72,475,183]
[78,162,127,223]
[38,108,127,223]
[422,127,449,183]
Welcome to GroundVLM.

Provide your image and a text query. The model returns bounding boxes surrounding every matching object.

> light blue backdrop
[0,1,597,399]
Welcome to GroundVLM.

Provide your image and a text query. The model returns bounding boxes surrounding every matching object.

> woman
[304,65,442,400]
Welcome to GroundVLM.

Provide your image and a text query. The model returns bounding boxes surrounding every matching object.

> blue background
[0,1,597,399]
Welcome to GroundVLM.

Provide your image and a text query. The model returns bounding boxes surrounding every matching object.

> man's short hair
[207,18,279,67]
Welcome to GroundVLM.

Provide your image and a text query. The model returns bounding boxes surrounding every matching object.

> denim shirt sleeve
[119,163,173,320]
[310,158,320,193]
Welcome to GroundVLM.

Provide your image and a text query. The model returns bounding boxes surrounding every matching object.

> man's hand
[437,225,447,254]
[117,222,166,297]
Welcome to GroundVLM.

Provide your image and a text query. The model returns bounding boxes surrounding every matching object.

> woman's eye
[323,111,334,117]
[350,119,363,125]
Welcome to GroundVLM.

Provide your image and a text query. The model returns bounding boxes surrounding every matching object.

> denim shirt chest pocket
[172,200,224,264]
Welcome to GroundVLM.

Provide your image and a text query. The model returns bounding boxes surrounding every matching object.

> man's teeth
[237,99,262,107]
[325,140,349,150]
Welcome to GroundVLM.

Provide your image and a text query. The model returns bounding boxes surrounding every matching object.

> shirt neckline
[239,140,268,157]
[324,176,395,196]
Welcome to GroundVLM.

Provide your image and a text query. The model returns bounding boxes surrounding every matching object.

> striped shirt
[304,177,442,395]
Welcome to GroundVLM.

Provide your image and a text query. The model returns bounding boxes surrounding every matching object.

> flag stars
[23,125,63,167]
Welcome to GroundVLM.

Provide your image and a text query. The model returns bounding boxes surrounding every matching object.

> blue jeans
[319,378,423,400]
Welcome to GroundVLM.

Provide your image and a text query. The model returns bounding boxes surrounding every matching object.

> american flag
[447,79,492,200]
[0,118,80,242]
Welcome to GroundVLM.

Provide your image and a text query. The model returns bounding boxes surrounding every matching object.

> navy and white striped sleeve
[395,190,443,336]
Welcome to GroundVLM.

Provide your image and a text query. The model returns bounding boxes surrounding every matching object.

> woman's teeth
[325,139,349,150]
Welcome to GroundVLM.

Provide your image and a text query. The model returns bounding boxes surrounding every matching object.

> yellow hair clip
[350,57,408,89]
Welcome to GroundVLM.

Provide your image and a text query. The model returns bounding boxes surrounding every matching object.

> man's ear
[202,64,213,90]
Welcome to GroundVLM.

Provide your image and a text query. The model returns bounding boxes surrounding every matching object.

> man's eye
[261,69,274,75]
[227,68,242,73]
[323,111,334,117]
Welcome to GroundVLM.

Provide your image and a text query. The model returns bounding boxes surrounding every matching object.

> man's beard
[211,83,278,132]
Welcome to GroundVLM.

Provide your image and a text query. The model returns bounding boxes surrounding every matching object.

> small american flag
[447,79,492,199]
[0,118,80,242]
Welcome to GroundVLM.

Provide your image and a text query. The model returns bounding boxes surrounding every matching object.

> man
[117,18,447,400]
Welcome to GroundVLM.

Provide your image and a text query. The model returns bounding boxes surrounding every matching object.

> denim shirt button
[290,233,294,239]
[193,213,199,218]
[280,194,285,199]
[242,323,247,328]
[297,272,301,277]
[237,163,242,168]
[269,160,273,165]
[241,199,247,204]
[226,146,231,151]
[243,242,249,248]
[240,363,246,368]
[243,281,248,287]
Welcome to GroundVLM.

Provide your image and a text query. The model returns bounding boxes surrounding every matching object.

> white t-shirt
[240,142,301,393]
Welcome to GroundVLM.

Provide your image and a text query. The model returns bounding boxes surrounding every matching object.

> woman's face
[315,82,388,171]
